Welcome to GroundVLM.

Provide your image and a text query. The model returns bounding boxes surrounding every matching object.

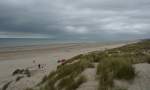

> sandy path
[77,63,98,90]
[128,63,150,90]
[115,63,150,90]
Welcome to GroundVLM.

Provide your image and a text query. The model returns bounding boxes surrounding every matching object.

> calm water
[0,38,109,52]
[0,38,130,48]
[0,38,63,48]
[0,38,101,48]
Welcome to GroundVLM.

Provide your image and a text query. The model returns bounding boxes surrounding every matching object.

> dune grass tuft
[97,57,135,80]
[65,75,87,90]
[26,88,34,90]
[37,75,48,86]
[146,55,150,64]
[56,59,93,80]
[57,75,74,89]
[113,87,127,90]
[97,57,135,90]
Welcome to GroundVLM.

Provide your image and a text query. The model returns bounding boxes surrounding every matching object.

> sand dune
[114,63,150,90]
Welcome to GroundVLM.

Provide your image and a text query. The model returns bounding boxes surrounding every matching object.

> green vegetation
[97,57,135,80]
[37,75,48,86]
[28,39,150,90]
[58,75,87,90]
[146,55,150,64]
[26,88,34,90]
[113,87,127,90]
[97,57,135,90]
[56,59,93,79]
[66,75,87,90]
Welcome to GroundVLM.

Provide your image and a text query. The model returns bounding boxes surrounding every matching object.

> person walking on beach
[33,60,36,63]
[38,64,41,69]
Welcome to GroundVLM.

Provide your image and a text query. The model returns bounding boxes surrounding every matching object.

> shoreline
[0,40,135,53]
[0,42,130,60]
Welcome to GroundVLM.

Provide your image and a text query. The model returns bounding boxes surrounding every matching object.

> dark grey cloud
[0,0,150,40]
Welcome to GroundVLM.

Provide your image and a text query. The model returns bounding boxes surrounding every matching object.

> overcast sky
[0,0,150,41]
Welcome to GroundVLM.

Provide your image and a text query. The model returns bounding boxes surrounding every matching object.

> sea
[0,38,131,52]
[0,38,78,52]
[0,38,104,48]
[0,38,60,48]
[0,38,133,47]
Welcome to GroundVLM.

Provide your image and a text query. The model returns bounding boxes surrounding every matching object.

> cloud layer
[0,0,150,41]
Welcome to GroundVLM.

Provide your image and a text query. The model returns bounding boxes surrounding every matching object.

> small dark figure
[33,60,35,63]
[38,64,41,69]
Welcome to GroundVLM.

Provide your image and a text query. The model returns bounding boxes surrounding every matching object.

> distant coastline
[0,38,137,53]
